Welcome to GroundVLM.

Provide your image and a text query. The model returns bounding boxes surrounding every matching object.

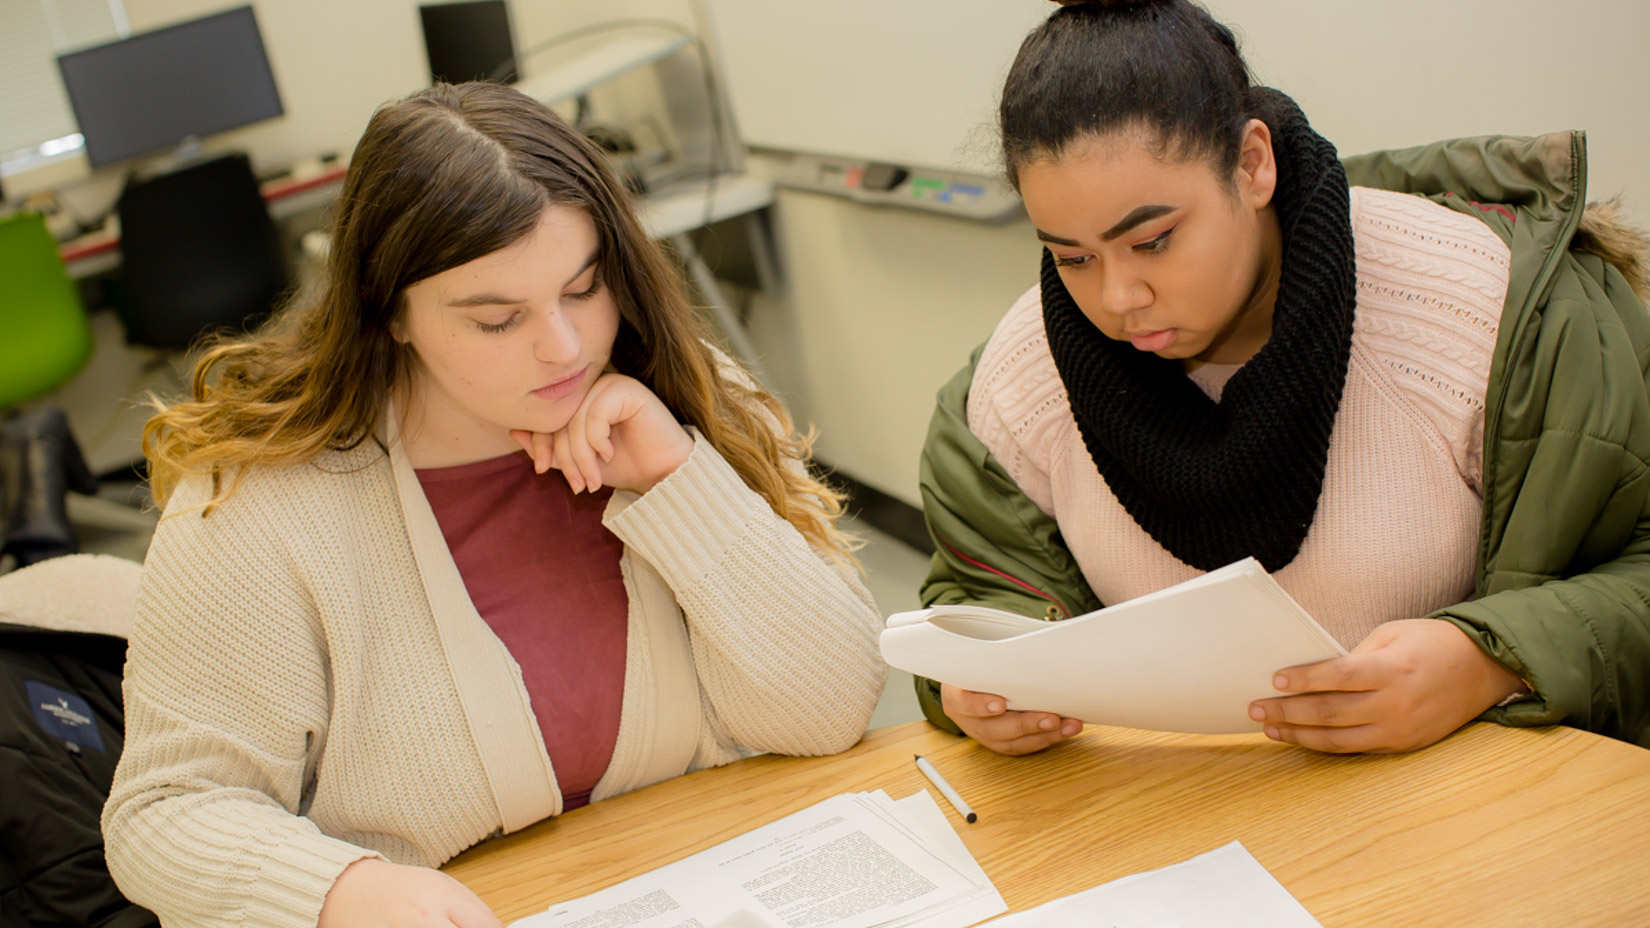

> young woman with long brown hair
[102,82,885,928]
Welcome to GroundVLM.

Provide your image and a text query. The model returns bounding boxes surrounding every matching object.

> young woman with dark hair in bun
[918,0,1650,756]
[103,82,885,928]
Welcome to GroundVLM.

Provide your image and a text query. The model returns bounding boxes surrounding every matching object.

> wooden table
[444,721,1650,926]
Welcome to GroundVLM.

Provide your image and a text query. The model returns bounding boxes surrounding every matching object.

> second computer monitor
[420,1,518,85]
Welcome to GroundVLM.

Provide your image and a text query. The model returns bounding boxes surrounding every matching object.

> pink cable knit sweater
[968,187,1512,648]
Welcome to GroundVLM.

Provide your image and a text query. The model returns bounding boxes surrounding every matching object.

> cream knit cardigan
[102,420,885,928]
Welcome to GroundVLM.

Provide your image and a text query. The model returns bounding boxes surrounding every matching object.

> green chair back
[0,212,93,408]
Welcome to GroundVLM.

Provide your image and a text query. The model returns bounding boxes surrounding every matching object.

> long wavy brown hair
[145,82,855,556]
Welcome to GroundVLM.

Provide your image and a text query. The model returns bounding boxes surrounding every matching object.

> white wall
[744,194,1038,493]
[1206,0,1648,233]
[66,0,1650,509]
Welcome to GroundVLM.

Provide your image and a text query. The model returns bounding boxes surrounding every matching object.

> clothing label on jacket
[26,680,105,752]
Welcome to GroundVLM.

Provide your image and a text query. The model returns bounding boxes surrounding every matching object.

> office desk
[444,720,1650,926]
[634,173,775,381]
[635,173,773,242]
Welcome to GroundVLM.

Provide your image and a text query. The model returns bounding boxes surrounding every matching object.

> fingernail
[1264,726,1280,741]
[1249,704,1265,722]
[1061,721,1079,736]
[1273,674,1289,690]
[1039,717,1055,731]
[986,701,1003,714]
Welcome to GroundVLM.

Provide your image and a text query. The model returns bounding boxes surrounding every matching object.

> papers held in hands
[880,558,1346,734]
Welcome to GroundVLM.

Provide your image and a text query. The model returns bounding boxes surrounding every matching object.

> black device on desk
[55,7,289,350]
[115,154,287,350]
[56,6,283,169]
[420,1,518,84]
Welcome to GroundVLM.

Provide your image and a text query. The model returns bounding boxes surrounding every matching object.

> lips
[1127,329,1176,352]
[532,368,587,400]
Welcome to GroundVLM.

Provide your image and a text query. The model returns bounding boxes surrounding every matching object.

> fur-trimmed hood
[1576,197,1650,302]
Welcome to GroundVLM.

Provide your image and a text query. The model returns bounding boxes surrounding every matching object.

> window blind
[0,0,129,160]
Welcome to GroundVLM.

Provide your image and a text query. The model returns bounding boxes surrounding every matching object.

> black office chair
[115,153,288,349]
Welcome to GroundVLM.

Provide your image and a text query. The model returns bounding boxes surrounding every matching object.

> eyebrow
[444,249,600,308]
[1035,204,1176,247]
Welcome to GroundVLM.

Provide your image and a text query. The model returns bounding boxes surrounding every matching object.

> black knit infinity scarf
[1040,89,1356,573]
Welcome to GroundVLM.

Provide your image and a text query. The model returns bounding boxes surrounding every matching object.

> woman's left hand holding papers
[1248,618,1527,753]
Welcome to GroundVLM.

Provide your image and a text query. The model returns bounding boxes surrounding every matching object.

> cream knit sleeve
[605,432,885,762]
[102,476,377,928]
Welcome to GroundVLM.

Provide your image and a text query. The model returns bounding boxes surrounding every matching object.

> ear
[389,302,410,344]
[1235,118,1277,210]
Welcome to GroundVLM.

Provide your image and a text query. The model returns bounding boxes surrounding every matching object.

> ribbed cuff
[605,432,767,593]
[242,825,382,928]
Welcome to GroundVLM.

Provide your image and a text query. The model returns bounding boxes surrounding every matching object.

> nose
[1096,266,1153,318]
[530,307,581,366]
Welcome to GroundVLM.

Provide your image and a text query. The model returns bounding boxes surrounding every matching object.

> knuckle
[1314,699,1340,726]
[1002,735,1049,756]
[1271,698,1298,725]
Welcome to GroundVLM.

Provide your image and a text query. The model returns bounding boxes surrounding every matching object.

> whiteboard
[701,0,1648,221]
[702,0,1046,171]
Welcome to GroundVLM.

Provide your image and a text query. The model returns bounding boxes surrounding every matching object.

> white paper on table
[879,558,1346,733]
[984,841,1321,927]
[876,792,1005,928]
[511,790,1003,928]
[889,793,989,886]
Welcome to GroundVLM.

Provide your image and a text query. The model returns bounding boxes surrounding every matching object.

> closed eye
[566,271,604,302]
[475,312,522,334]
[1135,228,1174,254]
[1053,253,1092,268]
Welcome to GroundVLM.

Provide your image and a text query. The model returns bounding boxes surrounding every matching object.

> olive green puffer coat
[917,132,1650,748]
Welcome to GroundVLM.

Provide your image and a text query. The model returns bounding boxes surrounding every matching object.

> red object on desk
[57,163,348,264]
[257,163,349,201]
[58,228,121,263]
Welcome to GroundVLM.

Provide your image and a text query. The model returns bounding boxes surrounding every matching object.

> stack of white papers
[988,842,1322,927]
[881,558,1346,733]
[512,790,1005,928]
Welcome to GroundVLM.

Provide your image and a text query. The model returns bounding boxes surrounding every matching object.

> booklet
[879,558,1346,734]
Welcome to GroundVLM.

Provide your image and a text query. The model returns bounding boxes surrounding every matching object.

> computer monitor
[56,7,284,169]
[420,1,518,85]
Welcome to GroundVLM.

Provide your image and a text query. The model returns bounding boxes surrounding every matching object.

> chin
[1169,338,1220,362]
[509,415,575,437]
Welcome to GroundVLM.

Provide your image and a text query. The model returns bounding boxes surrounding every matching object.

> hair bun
[1050,0,1167,8]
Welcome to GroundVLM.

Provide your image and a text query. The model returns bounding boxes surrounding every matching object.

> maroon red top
[416,451,629,811]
